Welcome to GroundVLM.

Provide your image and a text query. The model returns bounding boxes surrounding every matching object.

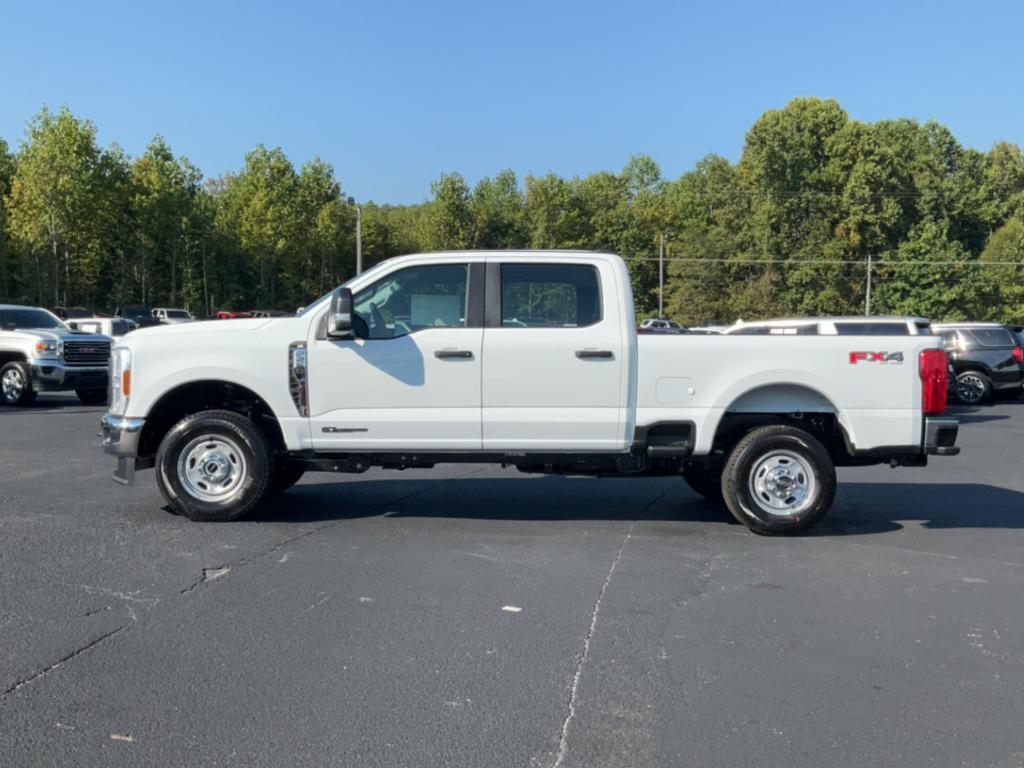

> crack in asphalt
[550,485,673,768]
[1,466,490,700]
[1,624,128,699]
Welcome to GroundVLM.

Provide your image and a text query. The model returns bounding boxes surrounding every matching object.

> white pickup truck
[101,250,959,535]
[1,304,112,406]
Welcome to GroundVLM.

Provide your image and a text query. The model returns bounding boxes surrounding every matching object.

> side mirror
[327,288,354,338]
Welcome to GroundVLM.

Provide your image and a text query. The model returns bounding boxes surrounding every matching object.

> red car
[215,311,252,320]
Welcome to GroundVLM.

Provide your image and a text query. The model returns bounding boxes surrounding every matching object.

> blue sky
[2,0,1021,204]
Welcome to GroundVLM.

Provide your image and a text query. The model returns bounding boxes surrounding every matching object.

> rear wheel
[156,410,273,521]
[955,371,992,405]
[76,388,107,405]
[1,362,36,406]
[721,425,836,536]
[681,462,723,502]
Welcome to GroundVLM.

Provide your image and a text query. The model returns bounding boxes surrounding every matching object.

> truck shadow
[249,476,1024,536]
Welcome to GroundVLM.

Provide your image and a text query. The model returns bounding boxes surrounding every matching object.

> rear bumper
[924,417,959,456]
[30,361,108,392]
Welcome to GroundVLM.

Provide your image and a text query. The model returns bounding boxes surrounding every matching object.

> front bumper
[924,417,959,456]
[31,360,108,392]
[101,412,146,485]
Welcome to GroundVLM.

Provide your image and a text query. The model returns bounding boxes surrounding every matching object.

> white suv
[152,308,195,324]
[724,316,933,336]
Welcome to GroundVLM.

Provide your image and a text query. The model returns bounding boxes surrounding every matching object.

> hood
[22,328,115,344]
[128,317,275,340]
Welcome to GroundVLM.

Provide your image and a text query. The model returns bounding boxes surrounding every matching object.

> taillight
[1014,346,1023,364]
[919,348,948,416]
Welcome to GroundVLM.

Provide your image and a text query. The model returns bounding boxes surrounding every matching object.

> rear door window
[964,328,1015,347]
[834,322,910,335]
[500,264,601,328]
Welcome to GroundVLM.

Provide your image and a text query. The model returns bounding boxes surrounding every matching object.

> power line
[627,257,1024,266]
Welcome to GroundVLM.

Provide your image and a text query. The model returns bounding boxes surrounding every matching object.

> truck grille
[63,340,111,367]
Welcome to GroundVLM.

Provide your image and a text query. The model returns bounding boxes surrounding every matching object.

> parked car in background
[152,308,195,324]
[215,311,252,320]
[638,318,686,334]
[249,309,291,318]
[932,323,1024,404]
[0,304,111,406]
[51,306,96,320]
[66,316,136,339]
[115,306,163,329]
[687,326,725,335]
[725,316,932,336]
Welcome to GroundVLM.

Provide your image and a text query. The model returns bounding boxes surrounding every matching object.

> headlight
[35,340,59,357]
[109,347,132,415]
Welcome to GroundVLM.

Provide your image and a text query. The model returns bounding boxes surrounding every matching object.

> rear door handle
[575,349,614,359]
[435,349,474,360]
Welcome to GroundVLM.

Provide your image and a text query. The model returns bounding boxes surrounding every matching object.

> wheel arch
[0,351,28,366]
[705,382,853,463]
[138,379,285,459]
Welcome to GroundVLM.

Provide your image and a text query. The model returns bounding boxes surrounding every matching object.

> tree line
[1,98,1022,323]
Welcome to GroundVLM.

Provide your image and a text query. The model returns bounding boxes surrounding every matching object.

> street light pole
[347,196,363,275]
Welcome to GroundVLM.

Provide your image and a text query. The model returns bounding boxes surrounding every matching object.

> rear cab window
[500,264,601,328]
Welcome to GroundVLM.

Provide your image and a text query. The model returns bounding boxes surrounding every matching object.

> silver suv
[0,304,113,406]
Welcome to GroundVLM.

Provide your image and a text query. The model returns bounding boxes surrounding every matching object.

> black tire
[76,388,108,405]
[1,361,36,406]
[721,425,836,536]
[270,461,306,495]
[955,370,992,405]
[155,410,273,522]
[681,462,723,503]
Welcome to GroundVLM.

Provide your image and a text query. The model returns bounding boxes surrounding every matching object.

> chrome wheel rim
[749,450,816,516]
[957,374,985,403]
[2,368,24,401]
[177,434,248,503]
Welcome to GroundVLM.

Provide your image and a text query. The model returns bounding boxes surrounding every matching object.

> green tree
[979,216,1024,322]
[874,221,980,320]
[421,173,473,250]
[6,106,110,306]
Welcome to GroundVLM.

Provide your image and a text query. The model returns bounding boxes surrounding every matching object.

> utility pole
[659,232,665,318]
[865,254,873,316]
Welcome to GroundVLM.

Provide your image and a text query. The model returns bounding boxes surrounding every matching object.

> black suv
[933,323,1024,404]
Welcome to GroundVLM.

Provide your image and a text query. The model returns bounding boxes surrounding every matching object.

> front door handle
[435,349,474,360]
[575,349,614,359]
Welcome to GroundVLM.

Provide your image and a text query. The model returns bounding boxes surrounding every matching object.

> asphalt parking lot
[2,397,1023,767]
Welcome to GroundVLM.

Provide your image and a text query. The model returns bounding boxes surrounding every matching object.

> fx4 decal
[849,351,904,364]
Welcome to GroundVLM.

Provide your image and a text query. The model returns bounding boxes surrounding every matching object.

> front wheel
[156,410,273,521]
[76,388,107,405]
[721,425,836,536]
[1,361,36,406]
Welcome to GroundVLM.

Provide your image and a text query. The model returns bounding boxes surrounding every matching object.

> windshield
[298,259,397,318]
[0,308,67,331]
[166,310,191,319]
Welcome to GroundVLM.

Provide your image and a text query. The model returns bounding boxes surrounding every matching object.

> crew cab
[1,304,112,406]
[100,251,959,535]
